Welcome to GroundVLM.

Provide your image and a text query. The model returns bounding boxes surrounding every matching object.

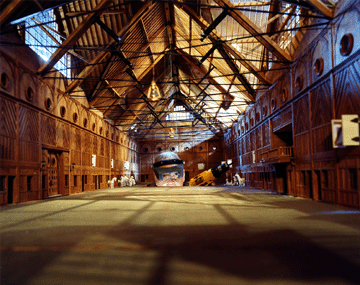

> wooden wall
[0,42,140,205]
[224,2,360,208]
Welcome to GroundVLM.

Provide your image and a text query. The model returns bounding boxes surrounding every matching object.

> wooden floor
[1,186,360,285]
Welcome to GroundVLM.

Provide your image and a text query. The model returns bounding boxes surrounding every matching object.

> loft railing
[260,146,293,163]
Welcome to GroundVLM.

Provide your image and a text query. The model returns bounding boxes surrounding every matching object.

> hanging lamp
[147,67,161,101]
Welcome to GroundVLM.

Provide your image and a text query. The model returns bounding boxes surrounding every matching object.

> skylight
[13,9,71,78]
[166,105,193,121]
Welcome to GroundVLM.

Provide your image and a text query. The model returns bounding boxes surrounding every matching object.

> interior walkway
[1,186,360,285]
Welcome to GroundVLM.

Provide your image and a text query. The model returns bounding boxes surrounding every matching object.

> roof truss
[1,0,336,140]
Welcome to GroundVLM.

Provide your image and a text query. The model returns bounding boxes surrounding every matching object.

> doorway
[314,170,322,201]
[97,175,101,189]
[8,176,15,204]
[42,149,61,197]
[82,175,85,192]
[48,151,59,197]
[307,170,313,199]
[275,164,288,194]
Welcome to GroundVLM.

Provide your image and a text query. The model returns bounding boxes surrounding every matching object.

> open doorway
[1,176,14,204]
[8,176,15,204]
[94,175,98,190]
[275,164,288,194]
[82,175,85,192]
[307,170,313,199]
[314,170,322,201]
[273,124,293,147]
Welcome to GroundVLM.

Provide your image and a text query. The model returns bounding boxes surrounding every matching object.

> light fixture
[169,128,175,138]
[147,67,161,101]
[147,80,161,101]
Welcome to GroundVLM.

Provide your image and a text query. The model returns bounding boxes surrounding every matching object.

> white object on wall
[342,114,359,146]
[332,115,360,148]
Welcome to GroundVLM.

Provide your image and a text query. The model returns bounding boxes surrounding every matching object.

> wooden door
[48,151,59,196]
[42,149,60,198]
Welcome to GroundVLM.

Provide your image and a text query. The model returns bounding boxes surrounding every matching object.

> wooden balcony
[260,146,293,165]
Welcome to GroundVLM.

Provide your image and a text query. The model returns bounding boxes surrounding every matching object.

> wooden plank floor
[1,186,360,285]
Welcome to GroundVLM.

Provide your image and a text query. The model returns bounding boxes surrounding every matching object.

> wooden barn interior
[0,0,359,208]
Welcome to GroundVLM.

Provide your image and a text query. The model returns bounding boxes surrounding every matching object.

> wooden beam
[179,5,271,85]
[174,26,255,102]
[176,48,228,97]
[104,80,144,124]
[88,26,167,108]
[259,5,293,31]
[260,1,281,72]
[116,67,168,129]
[99,52,166,115]
[33,19,89,64]
[0,0,22,27]
[37,0,113,75]
[233,1,271,7]
[87,54,116,101]
[114,81,164,128]
[177,86,220,132]
[132,93,175,135]
[216,44,255,97]
[213,0,292,62]
[306,0,333,18]
[273,6,297,42]
[64,1,154,94]
[66,10,127,17]
[165,2,173,44]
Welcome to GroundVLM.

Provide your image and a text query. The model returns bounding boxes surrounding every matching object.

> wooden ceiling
[0,0,334,141]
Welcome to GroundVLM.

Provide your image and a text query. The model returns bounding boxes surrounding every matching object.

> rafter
[104,64,170,132]
[279,0,333,18]
[175,49,228,98]
[233,1,272,7]
[306,0,333,18]
[174,26,255,102]
[64,1,154,94]
[274,5,297,42]
[177,89,220,133]
[37,0,113,75]
[176,72,223,130]
[104,80,146,127]
[213,0,292,63]
[165,2,174,45]
[0,0,23,27]
[98,51,166,114]
[179,4,271,85]
[90,27,167,106]
[93,16,133,69]
[33,18,89,64]
[132,95,176,137]
[216,44,255,97]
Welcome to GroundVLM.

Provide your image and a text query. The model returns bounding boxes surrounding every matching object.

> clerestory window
[13,9,71,78]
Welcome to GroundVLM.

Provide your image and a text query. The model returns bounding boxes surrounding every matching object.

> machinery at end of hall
[189,162,231,186]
